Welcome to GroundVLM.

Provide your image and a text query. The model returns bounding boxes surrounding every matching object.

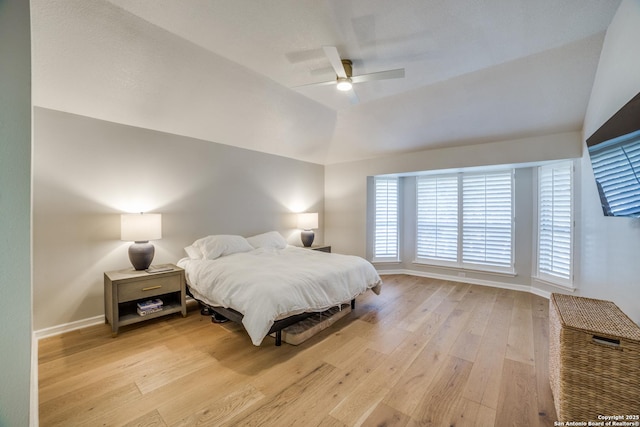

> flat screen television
[586,91,640,217]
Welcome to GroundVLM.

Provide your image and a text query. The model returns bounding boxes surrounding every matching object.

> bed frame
[195,294,356,346]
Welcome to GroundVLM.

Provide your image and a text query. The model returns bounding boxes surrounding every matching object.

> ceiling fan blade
[351,68,405,84]
[322,46,347,78]
[292,80,337,89]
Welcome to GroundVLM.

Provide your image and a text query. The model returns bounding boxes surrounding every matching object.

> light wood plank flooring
[38,275,557,426]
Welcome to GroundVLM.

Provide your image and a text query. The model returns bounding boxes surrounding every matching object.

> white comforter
[177,246,381,345]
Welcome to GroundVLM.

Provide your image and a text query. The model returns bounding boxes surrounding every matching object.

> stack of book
[137,298,163,316]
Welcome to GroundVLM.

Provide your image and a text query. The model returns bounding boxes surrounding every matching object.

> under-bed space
[196,298,356,346]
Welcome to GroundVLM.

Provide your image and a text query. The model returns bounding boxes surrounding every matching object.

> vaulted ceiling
[31,0,621,164]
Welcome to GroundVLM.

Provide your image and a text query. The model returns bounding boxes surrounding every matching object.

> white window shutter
[374,177,399,260]
[462,172,513,270]
[538,162,573,284]
[416,175,458,262]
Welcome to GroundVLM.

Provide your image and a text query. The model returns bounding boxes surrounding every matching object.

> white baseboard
[528,286,551,299]
[377,268,551,299]
[34,315,105,340]
[30,333,39,427]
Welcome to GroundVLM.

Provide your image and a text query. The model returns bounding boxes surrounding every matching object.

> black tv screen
[586,92,640,217]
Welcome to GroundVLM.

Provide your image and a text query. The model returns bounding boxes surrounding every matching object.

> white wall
[33,108,324,331]
[578,0,640,324]
[0,0,32,425]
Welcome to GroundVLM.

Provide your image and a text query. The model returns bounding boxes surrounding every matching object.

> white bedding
[177,246,381,345]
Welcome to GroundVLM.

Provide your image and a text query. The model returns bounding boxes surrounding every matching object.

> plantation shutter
[374,177,399,260]
[416,175,458,263]
[589,136,640,217]
[462,171,513,270]
[538,162,573,283]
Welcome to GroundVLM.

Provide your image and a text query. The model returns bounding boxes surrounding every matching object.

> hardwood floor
[38,275,557,426]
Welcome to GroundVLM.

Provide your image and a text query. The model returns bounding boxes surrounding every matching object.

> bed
[177,232,382,346]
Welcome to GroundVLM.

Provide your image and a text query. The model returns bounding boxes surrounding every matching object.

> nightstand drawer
[118,274,181,302]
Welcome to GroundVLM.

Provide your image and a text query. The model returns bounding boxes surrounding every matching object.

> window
[416,170,514,273]
[373,176,399,261]
[537,161,573,286]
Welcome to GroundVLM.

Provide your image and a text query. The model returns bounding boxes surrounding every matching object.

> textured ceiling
[31,0,621,164]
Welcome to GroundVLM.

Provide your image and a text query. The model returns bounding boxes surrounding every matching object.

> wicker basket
[549,293,640,422]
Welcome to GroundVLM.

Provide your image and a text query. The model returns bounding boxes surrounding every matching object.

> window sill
[412,260,516,277]
[372,260,402,265]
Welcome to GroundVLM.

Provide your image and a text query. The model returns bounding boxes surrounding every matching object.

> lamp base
[301,230,315,247]
[128,241,155,270]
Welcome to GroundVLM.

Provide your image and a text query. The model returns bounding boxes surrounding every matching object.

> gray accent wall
[33,108,324,331]
[0,0,32,425]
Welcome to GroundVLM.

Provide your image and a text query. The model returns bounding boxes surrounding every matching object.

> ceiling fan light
[336,77,352,91]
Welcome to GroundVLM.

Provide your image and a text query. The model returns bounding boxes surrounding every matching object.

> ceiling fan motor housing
[341,59,353,77]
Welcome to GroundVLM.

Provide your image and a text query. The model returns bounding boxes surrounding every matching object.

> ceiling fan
[297,46,405,103]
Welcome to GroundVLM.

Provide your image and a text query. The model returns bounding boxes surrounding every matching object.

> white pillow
[246,231,287,250]
[192,235,253,260]
[184,245,202,260]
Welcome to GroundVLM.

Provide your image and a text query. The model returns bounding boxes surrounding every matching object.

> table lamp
[121,213,162,270]
[297,212,318,247]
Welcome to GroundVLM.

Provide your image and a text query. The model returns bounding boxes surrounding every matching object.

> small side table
[104,264,186,336]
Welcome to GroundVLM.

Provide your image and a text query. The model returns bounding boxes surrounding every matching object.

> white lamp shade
[121,213,162,242]
[297,212,318,230]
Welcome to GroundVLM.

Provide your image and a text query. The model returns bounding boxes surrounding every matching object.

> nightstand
[104,264,186,336]
[309,245,331,253]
